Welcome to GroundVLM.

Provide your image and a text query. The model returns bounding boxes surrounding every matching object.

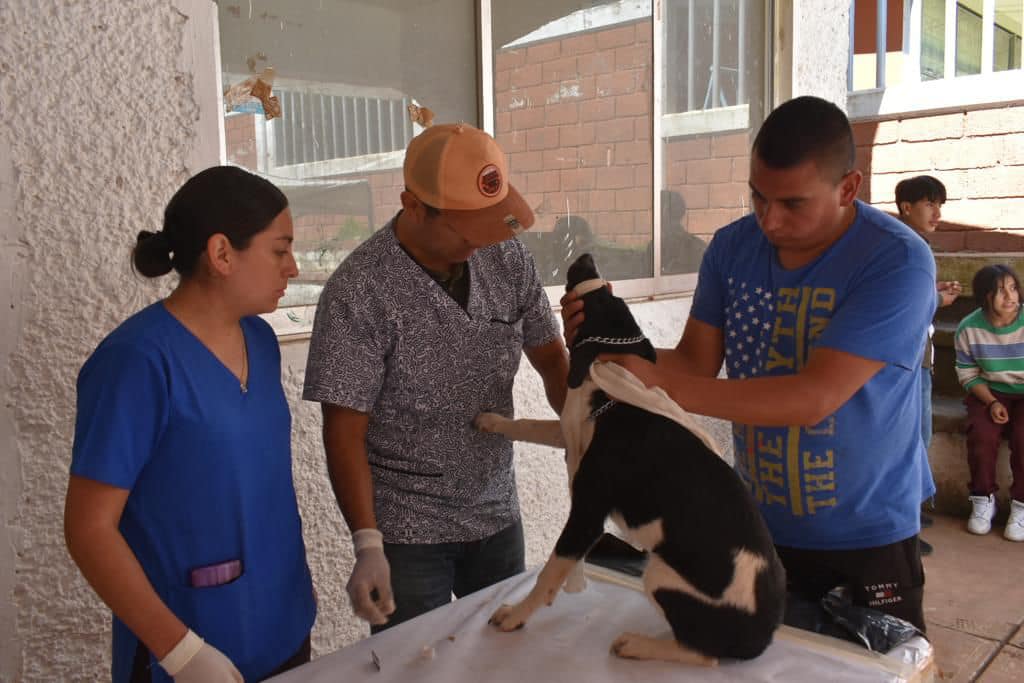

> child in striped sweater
[955,264,1024,541]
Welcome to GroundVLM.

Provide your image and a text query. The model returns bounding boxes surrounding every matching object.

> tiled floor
[919,512,1024,681]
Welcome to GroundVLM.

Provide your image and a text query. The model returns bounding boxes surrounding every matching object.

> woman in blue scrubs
[65,166,316,682]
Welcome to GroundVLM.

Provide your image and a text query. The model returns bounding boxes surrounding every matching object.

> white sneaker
[1005,500,1024,542]
[967,494,996,535]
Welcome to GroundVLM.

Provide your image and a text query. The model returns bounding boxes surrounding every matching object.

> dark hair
[752,96,855,183]
[895,175,947,209]
[133,166,288,278]
[972,264,1022,314]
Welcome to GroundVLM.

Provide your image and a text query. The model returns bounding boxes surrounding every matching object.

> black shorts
[776,535,926,633]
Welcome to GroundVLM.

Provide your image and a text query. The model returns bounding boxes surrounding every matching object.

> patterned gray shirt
[303,217,559,543]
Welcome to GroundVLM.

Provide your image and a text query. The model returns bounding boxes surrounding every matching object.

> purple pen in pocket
[189,559,243,588]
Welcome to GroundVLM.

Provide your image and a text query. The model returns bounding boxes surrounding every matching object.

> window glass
[215,0,477,307]
[920,0,1022,81]
[921,0,946,81]
[660,0,766,276]
[491,1,656,285]
[994,0,1023,71]
[955,3,983,76]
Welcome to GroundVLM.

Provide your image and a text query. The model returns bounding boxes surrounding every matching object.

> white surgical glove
[159,629,242,683]
[347,528,396,625]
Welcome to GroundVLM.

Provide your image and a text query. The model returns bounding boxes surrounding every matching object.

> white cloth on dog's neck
[571,278,607,297]
[588,361,721,458]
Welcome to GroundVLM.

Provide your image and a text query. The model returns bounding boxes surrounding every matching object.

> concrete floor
[918,512,1024,682]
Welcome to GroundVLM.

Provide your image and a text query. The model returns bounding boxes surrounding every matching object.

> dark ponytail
[132,230,175,277]
[132,166,288,279]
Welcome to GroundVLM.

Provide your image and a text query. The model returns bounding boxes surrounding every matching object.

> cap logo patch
[478,164,502,197]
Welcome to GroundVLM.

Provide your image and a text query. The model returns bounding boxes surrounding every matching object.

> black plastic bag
[784,588,924,653]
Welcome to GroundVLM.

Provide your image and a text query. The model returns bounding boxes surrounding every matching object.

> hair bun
[132,230,174,278]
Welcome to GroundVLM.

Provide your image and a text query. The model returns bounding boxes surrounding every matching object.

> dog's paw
[611,632,718,666]
[489,602,532,631]
[610,632,647,659]
[474,412,511,434]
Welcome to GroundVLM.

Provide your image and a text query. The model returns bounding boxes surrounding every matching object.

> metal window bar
[944,0,957,78]
[876,0,887,88]
[687,2,695,110]
[343,96,354,158]
[712,0,721,108]
[269,90,414,166]
[848,0,856,90]
[981,0,995,74]
[737,0,747,103]
[904,0,922,86]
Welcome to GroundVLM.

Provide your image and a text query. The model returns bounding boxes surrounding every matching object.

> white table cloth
[271,565,933,682]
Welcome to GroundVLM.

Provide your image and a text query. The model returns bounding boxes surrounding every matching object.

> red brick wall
[494,21,654,247]
[494,19,750,249]
[664,131,751,239]
[854,104,1024,251]
[224,113,257,170]
[226,20,755,269]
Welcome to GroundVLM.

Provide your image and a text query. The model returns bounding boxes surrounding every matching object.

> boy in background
[896,175,962,555]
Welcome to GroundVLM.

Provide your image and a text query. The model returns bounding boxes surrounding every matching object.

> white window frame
[848,0,1024,120]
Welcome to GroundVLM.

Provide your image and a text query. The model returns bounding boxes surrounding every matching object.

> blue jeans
[372,520,525,633]
[921,369,936,511]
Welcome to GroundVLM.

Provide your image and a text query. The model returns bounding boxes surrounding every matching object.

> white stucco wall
[793,0,850,106]
[0,1,220,679]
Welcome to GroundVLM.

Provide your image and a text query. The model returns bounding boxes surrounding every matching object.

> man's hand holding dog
[560,282,613,347]
[559,289,586,346]
[347,529,396,625]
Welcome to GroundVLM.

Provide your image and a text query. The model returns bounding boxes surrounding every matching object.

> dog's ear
[566,253,600,291]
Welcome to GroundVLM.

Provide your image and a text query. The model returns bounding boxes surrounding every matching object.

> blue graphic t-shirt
[691,201,937,550]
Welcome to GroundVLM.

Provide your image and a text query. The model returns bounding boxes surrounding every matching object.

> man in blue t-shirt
[562,96,936,631]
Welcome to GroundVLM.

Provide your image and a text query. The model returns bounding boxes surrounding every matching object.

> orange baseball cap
[403,123,534,247]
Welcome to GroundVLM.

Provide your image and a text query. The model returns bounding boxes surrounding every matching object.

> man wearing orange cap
[303,123,569,631]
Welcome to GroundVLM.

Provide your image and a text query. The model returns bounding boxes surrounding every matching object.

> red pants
[964,391,1024,501]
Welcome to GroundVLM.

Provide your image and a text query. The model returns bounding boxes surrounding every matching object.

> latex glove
[347,528,396,625]
[159,629,242,682]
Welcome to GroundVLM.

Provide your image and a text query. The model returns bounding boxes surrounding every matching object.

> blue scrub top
[71,303,315,682]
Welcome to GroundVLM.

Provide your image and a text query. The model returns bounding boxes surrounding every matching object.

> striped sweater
[954,307,1024,394]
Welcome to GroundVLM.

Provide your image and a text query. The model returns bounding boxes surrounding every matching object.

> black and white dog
[479,253,785,666]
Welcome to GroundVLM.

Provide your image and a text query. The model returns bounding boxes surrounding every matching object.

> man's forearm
[662,370,831,426]
[324,446,378,532]
[322,406,378,532]
[654,347,721,378]
[527,339,570,414]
